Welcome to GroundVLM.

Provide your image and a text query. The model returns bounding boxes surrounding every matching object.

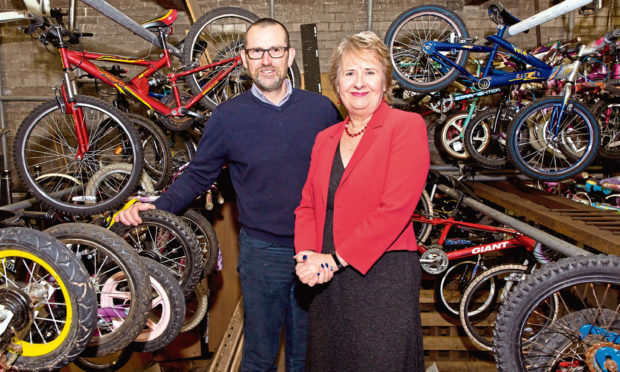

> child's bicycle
[385,0,618,181]
[13,1,300,216]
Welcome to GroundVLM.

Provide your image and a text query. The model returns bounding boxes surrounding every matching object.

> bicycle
[16,3,300,216]
[384,0,615,181]
[493,254,619,372]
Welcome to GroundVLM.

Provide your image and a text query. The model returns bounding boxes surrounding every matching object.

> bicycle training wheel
[0,227,97,370]
[437,111,470,160]
[384,5,470,93]
[13,96,143,216]
[182,7,301,110]
[44,223,151,357]
[493,255,620,372]
[506,97,600,181]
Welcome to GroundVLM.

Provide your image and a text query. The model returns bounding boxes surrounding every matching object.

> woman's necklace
[344,122,367,137]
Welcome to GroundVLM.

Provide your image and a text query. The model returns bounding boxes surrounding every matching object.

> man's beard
[252,66,286,92]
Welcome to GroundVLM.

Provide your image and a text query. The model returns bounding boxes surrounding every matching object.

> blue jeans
[238,229,309,372]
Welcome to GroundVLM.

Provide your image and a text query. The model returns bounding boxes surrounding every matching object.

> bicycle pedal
[182,109,207,120]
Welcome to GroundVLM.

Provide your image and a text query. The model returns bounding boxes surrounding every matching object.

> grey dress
[305,145,424,372]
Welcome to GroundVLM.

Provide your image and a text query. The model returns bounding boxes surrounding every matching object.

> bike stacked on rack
[385,0,620,182]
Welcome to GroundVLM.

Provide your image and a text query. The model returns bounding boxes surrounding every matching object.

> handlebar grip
[80,32,94,37]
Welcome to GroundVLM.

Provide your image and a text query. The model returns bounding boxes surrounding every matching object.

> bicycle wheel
[182,7,301,110]
[126,113,173,190]
[168,129,198,175]
[112,209,203,297]
[493,255,620,372]
[435,260,489,317]
[132,258,185,353]
[72,347,134,371]
[437,111,470,160]
[84,163,154,198]
[182,209,219,276]
[592,97,620,159]
[13,96,143,216]
[459,264,528,351]
[44,223,151,357]
[0,227,97,370]
[507,97,600,181]
[412,189,433,244]
[384,5,470,93]
[464,108,514,169]
[181,281,208,333]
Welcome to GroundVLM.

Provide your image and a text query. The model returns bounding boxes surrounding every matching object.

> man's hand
[114,202,156,226]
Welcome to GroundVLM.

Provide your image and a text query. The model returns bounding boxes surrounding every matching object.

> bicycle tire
[506,96,600,181]
[493,255,620,372]
[112,209,203,297]
[464,108,514,169]
[413,189,433,244]
[459,264,528,351]
[182,7,301,110]
[13,96,143,216]
[44,223,151,357]
[182,209,219,276]
[181,281,208,333]
[132,258,185,353]
[84,163,154,197]
[168,129,198,175]
[384,5,470,93]
[72,347,134,371]
[592,97,620,159]
[437,111,470,160]
[126,113,173,189]
[0,227,97,371]
[435,260,489,317]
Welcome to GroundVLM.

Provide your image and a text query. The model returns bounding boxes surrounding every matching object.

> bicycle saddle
[142,9,177,30]
[488,4,522,27]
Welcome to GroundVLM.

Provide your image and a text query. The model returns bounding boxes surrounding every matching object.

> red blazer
[294,101,430,275]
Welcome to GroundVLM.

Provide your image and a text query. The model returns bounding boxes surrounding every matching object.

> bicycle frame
[59,47,240,115]
[414,213,538,263]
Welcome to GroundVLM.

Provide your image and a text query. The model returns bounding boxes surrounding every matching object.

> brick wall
[0,0,617,190]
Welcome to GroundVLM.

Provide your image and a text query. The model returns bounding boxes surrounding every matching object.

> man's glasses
[244,46,289,60]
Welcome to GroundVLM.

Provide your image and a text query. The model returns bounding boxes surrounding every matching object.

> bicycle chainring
[420,246,449,275]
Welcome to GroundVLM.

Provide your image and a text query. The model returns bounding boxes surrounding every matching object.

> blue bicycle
[385,0,616,181]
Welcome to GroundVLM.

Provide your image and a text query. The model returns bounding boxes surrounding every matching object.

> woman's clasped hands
[294,250,338,287]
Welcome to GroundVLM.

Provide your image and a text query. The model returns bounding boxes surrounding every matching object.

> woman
[294,31,430,371]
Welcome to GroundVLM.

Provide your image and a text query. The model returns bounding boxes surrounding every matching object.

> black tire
[126,113,173,190]
[13,96,143,216]
[132,258,185,352]
[493,255,620,372]
[72,347,134,371]
[0,227,97,371]
[384,4,470,93]
[182,209,219,276]
[182,7,301,110]
[591,97,620,159]
[44,223,151,357]
[435,260,488,317]
[412,190,433,244]
[506,97,600,181]
[168,129,198,176]
[464,107,515,169]
[112,209,203,297]
[459,264,528,351]
[181,281,208,333]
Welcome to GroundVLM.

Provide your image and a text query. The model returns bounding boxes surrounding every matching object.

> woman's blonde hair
[328,31,393,99]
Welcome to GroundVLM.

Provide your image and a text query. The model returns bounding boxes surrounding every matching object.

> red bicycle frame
[414,213,537,261]
[59,46,240,116]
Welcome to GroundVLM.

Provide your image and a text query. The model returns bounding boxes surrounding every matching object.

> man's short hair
[244,18,290,47]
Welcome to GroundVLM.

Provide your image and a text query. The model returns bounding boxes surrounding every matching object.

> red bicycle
[14,6,300,216]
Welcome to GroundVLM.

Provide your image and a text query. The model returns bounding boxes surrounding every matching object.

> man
[116,18,340,371]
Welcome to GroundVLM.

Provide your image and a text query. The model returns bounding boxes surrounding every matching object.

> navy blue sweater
[154,89,341,246]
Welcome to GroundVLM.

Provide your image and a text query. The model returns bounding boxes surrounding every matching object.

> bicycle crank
[420,246,449,275]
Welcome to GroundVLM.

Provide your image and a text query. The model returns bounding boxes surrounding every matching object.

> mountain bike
[385,0,614,181]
